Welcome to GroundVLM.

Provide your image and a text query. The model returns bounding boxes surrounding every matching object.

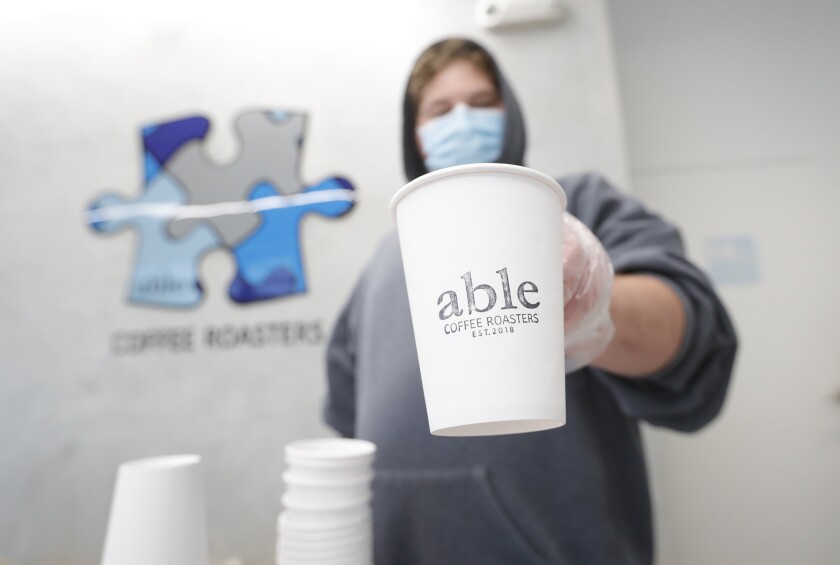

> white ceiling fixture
[475,0,569,30]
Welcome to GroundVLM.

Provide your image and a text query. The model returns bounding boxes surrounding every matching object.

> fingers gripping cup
[391,164,567,436]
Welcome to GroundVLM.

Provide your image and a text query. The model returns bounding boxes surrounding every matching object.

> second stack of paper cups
[277,438,376,565]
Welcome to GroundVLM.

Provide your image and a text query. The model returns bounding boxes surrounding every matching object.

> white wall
[607,1,840,563]
[0,1,628,563]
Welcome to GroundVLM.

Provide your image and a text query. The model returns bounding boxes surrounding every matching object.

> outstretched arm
[592,274,686,377]
[559,172,737,431]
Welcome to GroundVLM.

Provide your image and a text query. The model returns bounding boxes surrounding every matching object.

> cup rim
[280,529,372,547]
[278,545,370,562]
[279,508,371,531]
[278,523,371,538]
[281,492,372,511]
[120,454,201,471]
[285,438,376,461]
[285,455,374,470]
[389,163,567,220]
[283,470,373,487]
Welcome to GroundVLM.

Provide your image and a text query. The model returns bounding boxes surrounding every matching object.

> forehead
[419,59,498,106]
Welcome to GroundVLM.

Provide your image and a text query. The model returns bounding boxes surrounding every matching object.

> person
[324,38,737,565]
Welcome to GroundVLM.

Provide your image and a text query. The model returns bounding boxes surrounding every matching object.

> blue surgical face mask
[417,103,505,172]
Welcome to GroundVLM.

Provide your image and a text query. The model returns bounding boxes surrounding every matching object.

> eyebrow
[469,90,500,103]
[422,87,499,112]
[424,100,450,112]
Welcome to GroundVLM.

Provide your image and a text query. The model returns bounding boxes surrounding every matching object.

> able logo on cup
[437,267,541,338]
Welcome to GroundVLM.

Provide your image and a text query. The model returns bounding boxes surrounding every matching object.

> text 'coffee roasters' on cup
[390,163,567,437]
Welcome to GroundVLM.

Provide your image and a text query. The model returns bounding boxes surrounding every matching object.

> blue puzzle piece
[89,172,220,308]
[229,177,354,303]
[142,116,210,183]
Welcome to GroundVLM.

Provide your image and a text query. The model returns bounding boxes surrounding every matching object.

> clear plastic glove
[563,211,615,373]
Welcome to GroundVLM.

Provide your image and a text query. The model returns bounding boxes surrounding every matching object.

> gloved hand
[563,211,615,373]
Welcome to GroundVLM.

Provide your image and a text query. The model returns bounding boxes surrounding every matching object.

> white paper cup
[282,492,371,511]
[285,438,376,466]
[282,471,373,505]
[100,454,208,565]
[283,489,373,509]
[283,467,372,483]
[280,500,372,526]
[283,463,373,482]
[277,522,373,547]
[279,553,371,565]
[391,163,567,436]
[278,548,371,565]
[279,523,370,543]
[280,529,372,552]
[279,543,372,564]
[279,508,371,532]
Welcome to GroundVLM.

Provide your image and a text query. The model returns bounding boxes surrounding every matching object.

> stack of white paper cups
[277,438,376,565]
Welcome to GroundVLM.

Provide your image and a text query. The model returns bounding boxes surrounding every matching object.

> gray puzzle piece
[166,110,306,246]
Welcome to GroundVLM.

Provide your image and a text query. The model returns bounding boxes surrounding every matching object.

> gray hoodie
[325,39,737,565]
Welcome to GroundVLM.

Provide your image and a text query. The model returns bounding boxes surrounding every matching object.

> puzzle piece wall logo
[87,110,356,308]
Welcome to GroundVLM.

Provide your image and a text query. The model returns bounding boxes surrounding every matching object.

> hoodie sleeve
[562,172,738,432]
[323,280,363,438]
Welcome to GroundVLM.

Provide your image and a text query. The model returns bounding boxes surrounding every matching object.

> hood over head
[401,38,527,181]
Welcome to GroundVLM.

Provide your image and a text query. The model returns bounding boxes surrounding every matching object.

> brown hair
[407,38,500,110]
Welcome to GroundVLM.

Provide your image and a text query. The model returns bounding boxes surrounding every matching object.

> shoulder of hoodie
[556,170,652,224]
[557,171,626,212]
